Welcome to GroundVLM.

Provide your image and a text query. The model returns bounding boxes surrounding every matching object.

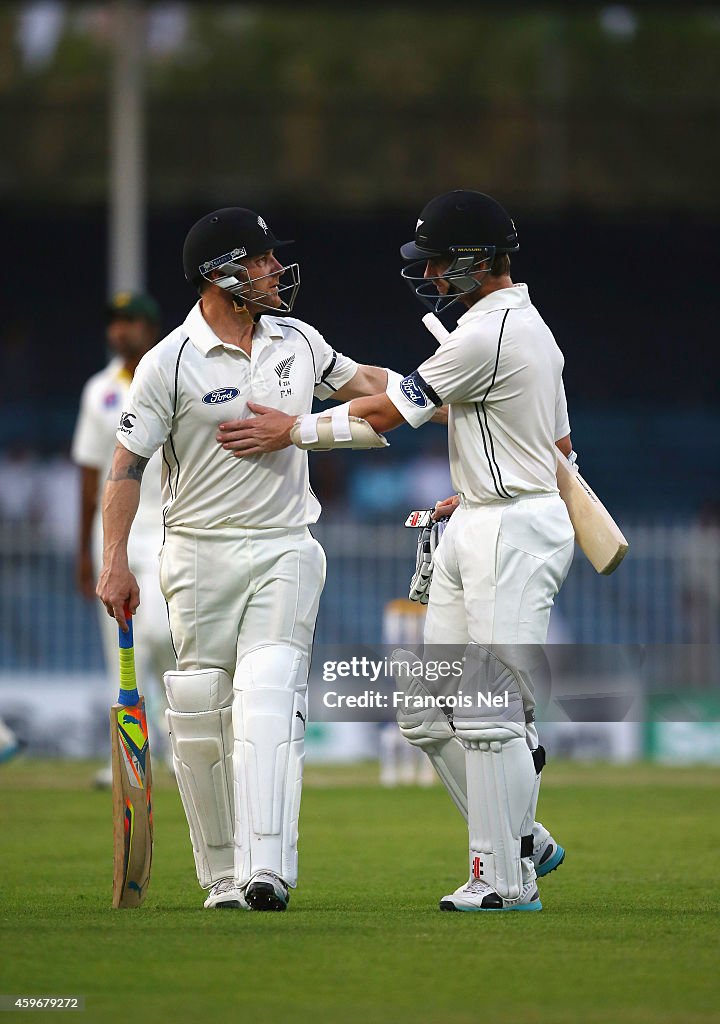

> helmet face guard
[198,249,301,313]
[401,245,495,313]
[400,190,519,313]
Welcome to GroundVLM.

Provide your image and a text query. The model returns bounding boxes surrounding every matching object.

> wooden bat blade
[555,452,629,574]
[111,696,153,908]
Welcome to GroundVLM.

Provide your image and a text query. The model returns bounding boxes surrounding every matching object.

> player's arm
[332,364,392,400]
[556,434,572,458]
[96,444,148,630]
[292,347,465,451]
[77,465,99,599]
[554,378,572,458]
[338,366,448,423]
[347,393,406,433]
[217,366,404,456]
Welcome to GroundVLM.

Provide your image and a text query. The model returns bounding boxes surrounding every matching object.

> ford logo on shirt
[202,387,240,405]
[400,375,427,408]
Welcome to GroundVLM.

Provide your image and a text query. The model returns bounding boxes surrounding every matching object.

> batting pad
[232,645,308,888]
[453,647,536,900]
[165,668,235,889]
[463,734,536,899]
[392,648,468,818]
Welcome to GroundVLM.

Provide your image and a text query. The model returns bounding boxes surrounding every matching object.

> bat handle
[117,602,138,707]
[422,312,451,345]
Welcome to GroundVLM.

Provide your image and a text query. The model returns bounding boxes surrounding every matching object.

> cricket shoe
[533,835,565,878]
[245,871,290,912]
[204,878,249,910]
[439,877,542,913]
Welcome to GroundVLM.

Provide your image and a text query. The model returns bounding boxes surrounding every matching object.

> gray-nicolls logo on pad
[274,355,295,398]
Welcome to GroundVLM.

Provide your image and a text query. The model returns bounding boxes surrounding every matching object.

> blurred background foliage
[0,3,717,518]
[1,4,719,210]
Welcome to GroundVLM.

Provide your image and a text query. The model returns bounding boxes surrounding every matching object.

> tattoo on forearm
[107,455,148,482]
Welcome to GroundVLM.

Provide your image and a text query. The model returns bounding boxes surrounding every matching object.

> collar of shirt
[183,301,285,357]
[456,283,530,326]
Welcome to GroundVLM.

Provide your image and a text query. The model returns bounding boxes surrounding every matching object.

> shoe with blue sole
[440,878,542,912]
[534,836,566,878]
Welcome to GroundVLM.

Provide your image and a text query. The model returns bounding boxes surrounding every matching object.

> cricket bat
[421,312,629,575]
[111,604,153,908]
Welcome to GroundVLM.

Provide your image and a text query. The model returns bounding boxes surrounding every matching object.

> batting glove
[409,519,447,604]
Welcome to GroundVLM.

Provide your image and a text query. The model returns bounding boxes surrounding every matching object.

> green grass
[1,760,718,1023]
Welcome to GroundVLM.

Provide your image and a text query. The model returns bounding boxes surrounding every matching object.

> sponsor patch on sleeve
[399,374,429,408]
[118,411,136,434]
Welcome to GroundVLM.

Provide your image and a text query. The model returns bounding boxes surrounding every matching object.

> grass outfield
[1,760,718,1024]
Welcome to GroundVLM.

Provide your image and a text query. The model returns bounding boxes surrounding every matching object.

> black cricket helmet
[400,190,519,313]
[182,207,300,313]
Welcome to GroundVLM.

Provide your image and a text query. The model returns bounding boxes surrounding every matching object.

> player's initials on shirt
[275,355,295,397]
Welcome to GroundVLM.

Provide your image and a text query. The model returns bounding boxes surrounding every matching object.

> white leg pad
[393,650,467,816]
[232,645,307,888]
[454,647,537,900]
[164,668,234,889]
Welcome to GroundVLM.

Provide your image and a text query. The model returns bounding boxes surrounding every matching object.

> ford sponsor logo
[202,387,240,405]
[399,375,427,408]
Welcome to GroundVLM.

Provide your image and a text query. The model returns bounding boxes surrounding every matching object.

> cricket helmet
[400,190,519,313]
[182,207,300,313]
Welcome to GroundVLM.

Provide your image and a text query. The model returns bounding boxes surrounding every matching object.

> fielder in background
[298,190,574,912]
[96,207,404,912]
[72,292,174,788]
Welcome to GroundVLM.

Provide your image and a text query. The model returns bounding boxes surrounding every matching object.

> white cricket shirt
[72,356,164,538]
[116,303,358,530]
[387,285,570,504]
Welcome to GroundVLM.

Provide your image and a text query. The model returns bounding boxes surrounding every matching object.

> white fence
[0,519,718,672]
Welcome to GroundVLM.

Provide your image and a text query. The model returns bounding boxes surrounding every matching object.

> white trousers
[423,494,574,892]
[425,494,574,648]
[160,526,325,672]
[161,525,325,888]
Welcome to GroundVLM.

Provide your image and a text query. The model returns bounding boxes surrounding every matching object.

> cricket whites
[111,604,153,908]
[421,312,628,575]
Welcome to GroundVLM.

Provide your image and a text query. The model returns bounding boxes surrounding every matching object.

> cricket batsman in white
[285,190,574,911]
[96,207,405,911]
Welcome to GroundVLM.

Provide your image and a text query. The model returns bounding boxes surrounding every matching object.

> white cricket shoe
[245,871,290,912]
[439,877,542,913]
[533,834,566,877]
[204,878,249,910]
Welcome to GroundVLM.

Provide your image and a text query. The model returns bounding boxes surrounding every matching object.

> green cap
[107,291,161,323]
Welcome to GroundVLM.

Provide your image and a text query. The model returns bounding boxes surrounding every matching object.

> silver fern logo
[274,354,295,397]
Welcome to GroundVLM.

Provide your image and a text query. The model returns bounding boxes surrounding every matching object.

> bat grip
[422,312,451,345]
[117,602,138,706]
